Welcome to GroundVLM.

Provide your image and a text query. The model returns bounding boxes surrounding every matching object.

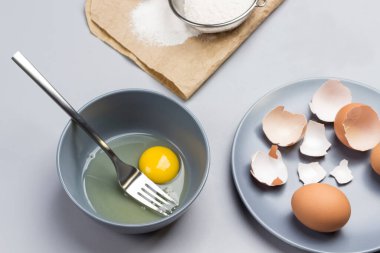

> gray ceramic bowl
[57,89,210,234]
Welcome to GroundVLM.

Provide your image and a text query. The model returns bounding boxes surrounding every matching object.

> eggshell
[334,103,361,147]
[291,183,351,233]
[268,144,278,159]
[330,159,353,184]
[371,143,380,175]
[250,145,288,186]
[300,120,331,157]
[262,106,307,147]
[309,80,352,122]
[297,162,326,185]
[334,103,380,151]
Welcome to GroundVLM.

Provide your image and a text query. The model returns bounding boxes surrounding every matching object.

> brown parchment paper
[85,0,284,100]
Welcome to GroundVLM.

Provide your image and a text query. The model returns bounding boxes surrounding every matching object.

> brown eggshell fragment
[309,80,352,122]
[334,103,362,147]
[291,183,351,233]
[262,106,307,147]
[334,103,380,151]
[371,144,380,175]
[268,145,278,159]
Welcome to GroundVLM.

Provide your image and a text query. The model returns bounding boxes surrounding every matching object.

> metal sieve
[168,0,266,33]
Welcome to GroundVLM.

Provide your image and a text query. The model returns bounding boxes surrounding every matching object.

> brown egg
[371,144,380,175]
[291,183,351,233]
[334,103,380,151]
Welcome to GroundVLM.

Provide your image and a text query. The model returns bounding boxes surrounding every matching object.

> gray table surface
[1,1,380,252]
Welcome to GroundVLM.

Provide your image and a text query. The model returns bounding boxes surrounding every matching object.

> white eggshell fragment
[300,120,332,157]
[298,162,327,185]
[262,106,307,147]
[250,145,288,186]
[330,159,353,184]
[309,80,352,122]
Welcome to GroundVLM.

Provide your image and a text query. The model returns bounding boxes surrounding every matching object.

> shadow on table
[51,188,182,253]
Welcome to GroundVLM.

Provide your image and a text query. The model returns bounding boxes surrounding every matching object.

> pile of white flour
[131,0,199,46]
[183,0,254,24]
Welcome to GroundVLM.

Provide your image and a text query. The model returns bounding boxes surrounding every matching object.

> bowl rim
[56,88,210,229]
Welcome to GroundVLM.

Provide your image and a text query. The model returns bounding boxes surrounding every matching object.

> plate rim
[231,77,380,253]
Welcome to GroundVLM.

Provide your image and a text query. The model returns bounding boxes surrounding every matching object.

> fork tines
[126,173,179,216]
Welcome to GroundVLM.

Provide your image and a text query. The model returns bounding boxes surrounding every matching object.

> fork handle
[12,51,117,160]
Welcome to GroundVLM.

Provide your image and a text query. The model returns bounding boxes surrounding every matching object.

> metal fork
[12,51,178,216]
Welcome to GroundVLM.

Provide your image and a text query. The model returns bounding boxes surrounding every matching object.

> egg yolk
[138,146,180,184]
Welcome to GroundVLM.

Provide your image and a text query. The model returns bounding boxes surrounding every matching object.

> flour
[131,0,199,46]
[184,0,254,24]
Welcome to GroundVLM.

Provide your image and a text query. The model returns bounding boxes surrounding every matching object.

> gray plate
[231,78,380,253]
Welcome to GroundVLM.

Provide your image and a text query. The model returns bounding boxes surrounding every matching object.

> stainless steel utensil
[12,51,178,217]
[168,0,266,33]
